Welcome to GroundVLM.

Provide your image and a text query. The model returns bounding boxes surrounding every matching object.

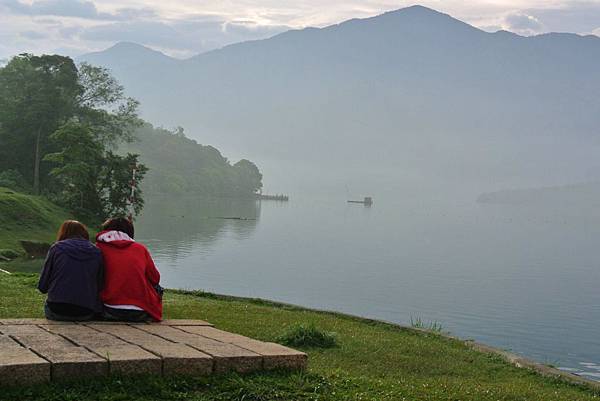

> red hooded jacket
[96,230,162,321]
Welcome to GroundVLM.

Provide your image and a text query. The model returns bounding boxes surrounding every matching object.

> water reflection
[136,196,261,261]
[133,194,600,380]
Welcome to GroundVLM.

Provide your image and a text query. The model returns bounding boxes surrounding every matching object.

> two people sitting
[38,218,162,322]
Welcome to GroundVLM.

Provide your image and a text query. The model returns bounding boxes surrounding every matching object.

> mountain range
[80,5,600,193]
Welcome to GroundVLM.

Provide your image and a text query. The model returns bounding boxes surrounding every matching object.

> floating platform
[0,319,307,386]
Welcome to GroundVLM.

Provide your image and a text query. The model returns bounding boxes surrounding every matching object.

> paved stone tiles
[0,319,307,386]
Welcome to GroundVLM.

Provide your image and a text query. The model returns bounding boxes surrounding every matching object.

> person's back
[96,218,162,322]
[38,221,103,321]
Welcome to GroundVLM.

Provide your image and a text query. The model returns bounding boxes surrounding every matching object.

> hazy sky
[1,0,599,59]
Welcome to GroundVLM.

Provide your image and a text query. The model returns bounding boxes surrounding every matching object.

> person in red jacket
[96,217,163,322]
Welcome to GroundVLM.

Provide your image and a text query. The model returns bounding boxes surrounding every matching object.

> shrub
[0,170,30,193]
[277,323,338,348]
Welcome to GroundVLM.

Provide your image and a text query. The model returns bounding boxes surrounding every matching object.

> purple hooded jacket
[38,238,104,313]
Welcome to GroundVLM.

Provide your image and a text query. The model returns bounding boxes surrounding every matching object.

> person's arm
[97,255,105,292]
[37,246,56,294]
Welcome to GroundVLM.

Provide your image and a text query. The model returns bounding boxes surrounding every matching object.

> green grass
[0,249,20,259]
[0,187,70,251]
[0,188,72,273]
[0,273,598,401]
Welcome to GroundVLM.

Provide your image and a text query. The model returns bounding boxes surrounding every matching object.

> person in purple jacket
[38,220,104,321]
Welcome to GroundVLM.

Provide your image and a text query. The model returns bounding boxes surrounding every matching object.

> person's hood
[96,230,135,249]
[54,238,101,261]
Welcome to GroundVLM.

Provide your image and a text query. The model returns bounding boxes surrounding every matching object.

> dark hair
[101,217,134,239]
[57,220,90,241]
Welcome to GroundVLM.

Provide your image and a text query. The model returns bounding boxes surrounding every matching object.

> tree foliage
[0,54,81,194]
[0,54,146,219]
[44,122,104,216]
[98,152,147,217]
[0,53,262,220]
[77,63,140,147]
[121,123,262,197]
[233,159,263,195]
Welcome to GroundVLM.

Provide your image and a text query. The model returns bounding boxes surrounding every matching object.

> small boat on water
[347,197,373,206]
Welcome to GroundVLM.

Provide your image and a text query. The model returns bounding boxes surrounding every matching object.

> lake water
[136,193,600,380]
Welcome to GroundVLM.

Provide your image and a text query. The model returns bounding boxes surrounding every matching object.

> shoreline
[3,260,598,391]
[170,288,600,391]
[2,272,599,399]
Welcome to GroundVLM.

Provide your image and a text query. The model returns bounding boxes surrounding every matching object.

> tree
[76,63,140,147]
[0,57,140,195]
[46,121,147,219]
[233,159,263,195]
[99,152,147,218]
[44,121,104,216]
[120,123,264,197]
[0,54,81,194]
[0,55,150,219]
[0,169,30,193]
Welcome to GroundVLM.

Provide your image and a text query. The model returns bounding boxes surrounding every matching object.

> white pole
[129,165,137,221]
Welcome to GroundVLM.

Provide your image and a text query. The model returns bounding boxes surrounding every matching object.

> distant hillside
[477,182,600,205]
[121,123,262,197]
[81,5,600,188]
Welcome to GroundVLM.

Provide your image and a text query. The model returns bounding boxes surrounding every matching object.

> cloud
[112,7,157,20]
[1,0,105,19]
[1,0,600,60]
[504,12,544,35]
[478,24,504,33]
[79,21,182,46]
[76,17,290,56]
[19,30,47,39]
[524,1,600,34]
[0,0,156,21]
[223,20,290,38]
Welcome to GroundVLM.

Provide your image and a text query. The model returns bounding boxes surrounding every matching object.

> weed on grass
[277,323,338,348]
[410,316,444,333]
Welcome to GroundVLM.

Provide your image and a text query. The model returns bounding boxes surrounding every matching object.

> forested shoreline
[122,123,262,197]
[0,54,263,221]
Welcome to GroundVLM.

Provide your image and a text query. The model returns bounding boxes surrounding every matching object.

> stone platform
[0,319,307,386]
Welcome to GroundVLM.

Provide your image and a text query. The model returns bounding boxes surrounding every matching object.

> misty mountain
[80,5,600,192]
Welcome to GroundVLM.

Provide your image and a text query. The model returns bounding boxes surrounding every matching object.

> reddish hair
[57,220,90,241]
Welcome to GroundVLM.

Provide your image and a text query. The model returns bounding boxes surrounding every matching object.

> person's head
[101,217,135,239]
[57,220,90,241]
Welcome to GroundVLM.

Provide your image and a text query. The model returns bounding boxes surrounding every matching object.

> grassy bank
[0,187,72,272]
[0,273,598,401]
[0,187,70,250]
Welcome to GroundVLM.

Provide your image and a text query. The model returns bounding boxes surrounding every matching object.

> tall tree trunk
[33,126,42,195]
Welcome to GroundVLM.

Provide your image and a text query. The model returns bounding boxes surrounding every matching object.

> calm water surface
[136,194,600,380]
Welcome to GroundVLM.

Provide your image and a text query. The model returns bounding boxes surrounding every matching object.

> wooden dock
[0,319,307,386]
[256,194,289,201]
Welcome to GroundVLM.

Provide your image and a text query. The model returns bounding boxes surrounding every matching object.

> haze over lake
[136,186,600,381]
[81,3,600,382]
